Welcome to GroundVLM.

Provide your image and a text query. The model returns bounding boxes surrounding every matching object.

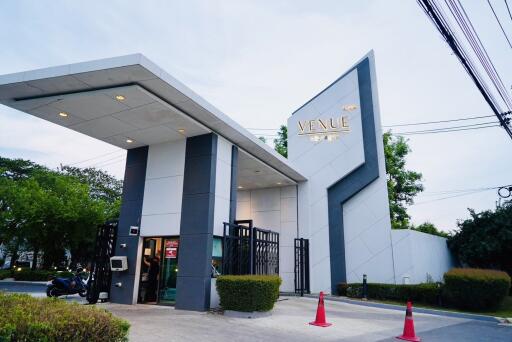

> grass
[352,296,512,318]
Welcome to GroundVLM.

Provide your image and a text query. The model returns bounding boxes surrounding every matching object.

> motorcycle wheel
[79,290,87,297]
[46,285,59,298]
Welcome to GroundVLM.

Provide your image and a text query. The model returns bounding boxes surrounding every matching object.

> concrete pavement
[105,297,512,342]
[1,282,511,341]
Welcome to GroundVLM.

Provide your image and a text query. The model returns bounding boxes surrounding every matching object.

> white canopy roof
[0,54,306,183]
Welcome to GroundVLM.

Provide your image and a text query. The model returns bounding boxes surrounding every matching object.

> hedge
[12,269,75,281]
[0,292,129,341]
[0,270,11,280]
[216,275,282,312]
[443,268,511,310]
[344,283,441,305]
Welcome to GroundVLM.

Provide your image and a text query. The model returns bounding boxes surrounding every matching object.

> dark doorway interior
[138,237,180,305]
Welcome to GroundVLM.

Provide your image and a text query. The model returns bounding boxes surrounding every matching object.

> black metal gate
[222,220,279,276]
[86,220,117,304]
[294,238,310,296]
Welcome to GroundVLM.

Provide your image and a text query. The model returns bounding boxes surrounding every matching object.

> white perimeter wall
[236,186,298,291]
[140,139,186,236]
[392,230,454,284]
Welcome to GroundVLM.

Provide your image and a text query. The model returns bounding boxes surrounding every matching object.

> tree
[0,157,122,269]
[61,166,122,220]
[258,136,267,143]
[448,202,512,277]
[383,132,424,229]
[411,222,448,238]
[273,125,288,158]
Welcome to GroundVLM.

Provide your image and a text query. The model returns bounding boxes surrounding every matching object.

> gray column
[175,133,217,311]
[229,145,239,224]
[110,146,148,304]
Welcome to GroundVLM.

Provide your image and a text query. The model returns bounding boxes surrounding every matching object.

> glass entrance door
[158,238,179,305]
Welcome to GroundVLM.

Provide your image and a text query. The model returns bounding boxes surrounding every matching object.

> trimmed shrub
[12,269,74,281]
[0,270,12,280]
[336,282,349,296]
[0,292,129,341]
[216,275,282,312]
[345,283,441,305]
[443,268,511,310]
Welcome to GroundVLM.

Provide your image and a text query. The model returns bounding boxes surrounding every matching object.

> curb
[282,294,501,323]
[0,279,48,285]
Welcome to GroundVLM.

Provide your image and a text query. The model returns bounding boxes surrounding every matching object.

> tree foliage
[383,132,424,229]
[448,201,512,277]
[273,125,288,158]
[0,157,122,268]
[410,222,448,238]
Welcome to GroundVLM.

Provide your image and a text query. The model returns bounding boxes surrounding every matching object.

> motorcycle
[46,270,88,298]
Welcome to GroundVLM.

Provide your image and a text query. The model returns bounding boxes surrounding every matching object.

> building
[0,52,453,311]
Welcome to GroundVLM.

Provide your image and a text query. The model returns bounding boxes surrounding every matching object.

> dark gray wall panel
[327,57,379,293]
[175,133,217,311]
[110,146,148,304]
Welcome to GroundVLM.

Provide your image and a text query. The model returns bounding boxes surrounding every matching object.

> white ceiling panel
[112,101,177,129]
[26,75,90,94]
[51,93,129,120]
[73,65,156,88]
[104,134,145,149]
[102,85,154,109]
[29,104,85,127]
[70,116,136,139]
[128,125,183,145]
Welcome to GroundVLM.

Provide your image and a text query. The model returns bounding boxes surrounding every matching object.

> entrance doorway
[138,237,179,305]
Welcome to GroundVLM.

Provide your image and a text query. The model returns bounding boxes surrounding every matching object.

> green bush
[216,275,282,312]
[443,268,511,310]
[345,282,441,305]
[0,292,129,341]
[336,282,349,296]
[12,269,74,281]
[0,270,12,280]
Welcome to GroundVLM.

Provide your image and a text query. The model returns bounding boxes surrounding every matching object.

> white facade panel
[236,186,298,292]
[213,136,233,236]
[140,140,186,237]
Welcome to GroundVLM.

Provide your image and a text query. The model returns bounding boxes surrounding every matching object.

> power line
[417,0,512,140]
[383,114,494,127]
[506,0,512,23]
[487,0,512,49]
[412,188,493,205]
[65,149,124,166]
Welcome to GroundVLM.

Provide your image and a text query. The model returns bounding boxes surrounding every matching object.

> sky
[0,0,511,232]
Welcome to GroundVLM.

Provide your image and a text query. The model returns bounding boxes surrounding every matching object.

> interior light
[178,129,185,134]
[115,95,125,101]
[277,182,282,185]
[238,186,244,189]
[58,112,68,118]
[126,139,134,143]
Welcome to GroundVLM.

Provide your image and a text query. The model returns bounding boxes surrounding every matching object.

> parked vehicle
[46,270,88,298]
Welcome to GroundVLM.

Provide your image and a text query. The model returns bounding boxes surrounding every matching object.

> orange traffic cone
[309,291,332,327]
[396,301,420,342]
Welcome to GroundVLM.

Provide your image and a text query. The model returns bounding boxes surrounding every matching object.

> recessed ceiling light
[58,112,68,118]
[277,182,282,185]
[126,139,134,143]
[178,129,185,134]
[238,186,244,189]
[115,95,125,101]
[343,104,358,111]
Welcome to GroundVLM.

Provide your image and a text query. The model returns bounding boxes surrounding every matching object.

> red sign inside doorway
[165,247,177,259]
